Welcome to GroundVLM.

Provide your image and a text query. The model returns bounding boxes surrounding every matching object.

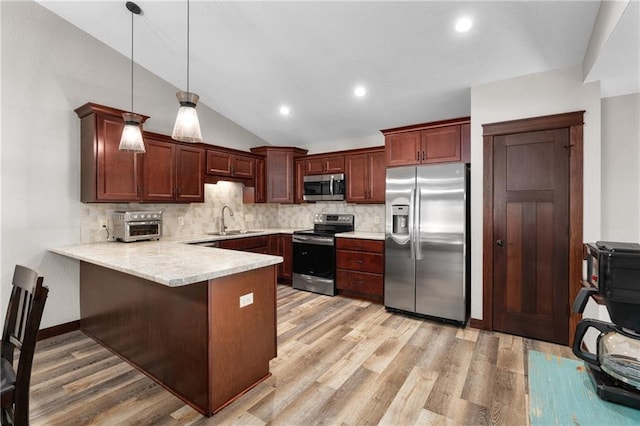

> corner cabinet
[345,148,386,203]
[76,103,149,202]
[250,147,307,204]
[382,117,470,167]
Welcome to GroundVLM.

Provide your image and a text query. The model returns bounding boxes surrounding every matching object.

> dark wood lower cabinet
[79,261,276,416]
[336,238,385,303]
[269,234,292,283]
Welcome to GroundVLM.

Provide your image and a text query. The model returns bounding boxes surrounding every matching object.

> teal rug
[528,350,640,425]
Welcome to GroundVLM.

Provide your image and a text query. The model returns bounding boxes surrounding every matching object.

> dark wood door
[492,128,570,344]
[142,137,175,202]
[206,150,232,176]
[176,145,204,203]
[232,155,255,178]
[294,159,305,204]
[255,158,266,203]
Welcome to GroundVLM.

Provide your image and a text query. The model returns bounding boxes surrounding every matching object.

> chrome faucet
[220,205,234,235]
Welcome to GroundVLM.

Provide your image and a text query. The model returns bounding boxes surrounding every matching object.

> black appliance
[292,213,354,296]
[573,241,640,409]
[303,173,346,201]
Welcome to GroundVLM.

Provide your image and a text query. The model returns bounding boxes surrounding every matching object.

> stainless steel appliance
[573,241,640,409]
[303,173,346,201]
[293,213,354,296]
[113,210,162,242]
[384,163,470,325]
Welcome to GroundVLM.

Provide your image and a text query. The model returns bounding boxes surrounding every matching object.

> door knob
[496,239,505,246]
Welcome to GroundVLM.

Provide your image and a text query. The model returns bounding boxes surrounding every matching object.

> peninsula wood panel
[79,261,277,416]
[80,262,210,412]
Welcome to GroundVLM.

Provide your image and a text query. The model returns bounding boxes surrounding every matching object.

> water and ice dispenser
[392,205,409,235]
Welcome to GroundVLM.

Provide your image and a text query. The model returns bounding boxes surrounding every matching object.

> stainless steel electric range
[292,213,355,296]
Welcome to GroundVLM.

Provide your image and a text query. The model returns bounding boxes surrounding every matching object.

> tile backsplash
[81,182,384,243]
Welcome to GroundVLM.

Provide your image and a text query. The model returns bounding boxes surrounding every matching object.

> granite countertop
[50,240,283,287]
[335,231,385,241]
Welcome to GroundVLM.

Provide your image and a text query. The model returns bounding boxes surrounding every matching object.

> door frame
[480,111,584,345]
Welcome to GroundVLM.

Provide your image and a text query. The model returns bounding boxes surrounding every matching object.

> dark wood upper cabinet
[206,150,255,179]
[175,144,205,202]
[250,146,307,204]
[254,157,266,203]
[143,132,204,203]
[345,148,385,204]
[142,136,176,202]
[382,117,470,167]
[305,155,344,175]
[294,159,306,204]
[75,103,148,202]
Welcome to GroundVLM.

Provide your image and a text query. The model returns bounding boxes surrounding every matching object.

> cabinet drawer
[336,238,384,253]
[336,250,383,274]
[219,236,269,251]
[336,269,383,297]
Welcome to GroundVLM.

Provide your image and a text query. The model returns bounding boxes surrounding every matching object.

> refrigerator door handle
[409,189,416,260]
[414,187,422,260]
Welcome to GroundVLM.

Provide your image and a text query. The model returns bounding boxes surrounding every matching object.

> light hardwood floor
[29,285,575,425]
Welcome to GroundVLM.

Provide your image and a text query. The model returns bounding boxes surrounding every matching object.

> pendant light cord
[130,9,134,113]
[186,0,190,94]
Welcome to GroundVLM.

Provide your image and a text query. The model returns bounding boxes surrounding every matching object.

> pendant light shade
[119,1,145,153]
[172,91,202,142]
[172,0,203,143]
[119,112,145,151]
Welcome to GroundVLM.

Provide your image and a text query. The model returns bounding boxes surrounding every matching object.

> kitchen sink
[206,230,263,236]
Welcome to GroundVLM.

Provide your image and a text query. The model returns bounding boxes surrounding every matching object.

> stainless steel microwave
[303,173,346,201]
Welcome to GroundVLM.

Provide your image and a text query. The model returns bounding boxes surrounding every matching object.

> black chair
[1,265,48,426]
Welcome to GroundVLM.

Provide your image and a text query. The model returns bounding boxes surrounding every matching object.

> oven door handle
[293,235,334,246]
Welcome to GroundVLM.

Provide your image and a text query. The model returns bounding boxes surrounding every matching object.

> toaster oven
[113,210,162,242]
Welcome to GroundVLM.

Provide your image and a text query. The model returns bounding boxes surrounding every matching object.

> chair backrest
[2,264,48,377]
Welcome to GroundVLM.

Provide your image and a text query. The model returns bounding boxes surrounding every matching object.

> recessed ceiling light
[455,17,473,33]
[354,86,367,97]
[279,105,291,116]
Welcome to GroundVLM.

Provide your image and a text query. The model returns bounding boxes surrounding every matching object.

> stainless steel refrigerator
[384,163,470,325]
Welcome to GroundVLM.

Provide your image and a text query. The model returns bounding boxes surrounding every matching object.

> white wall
[0,1,268,328]
[601,93,640,242]
[469,65,602,320]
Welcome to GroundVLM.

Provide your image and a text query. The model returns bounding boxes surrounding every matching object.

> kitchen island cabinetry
[383,117,470,167]
[336,237,384,303]
[345,148,386,203]
[250,146,307,204]
[143,132,204,203]
[51,241,281,417]
[75,103,148,202]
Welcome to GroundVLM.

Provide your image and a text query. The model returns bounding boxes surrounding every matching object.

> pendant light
[172,0,203,143]
[119,1,145,153]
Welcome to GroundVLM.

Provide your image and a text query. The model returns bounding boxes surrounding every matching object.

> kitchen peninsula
[50,241,282,416]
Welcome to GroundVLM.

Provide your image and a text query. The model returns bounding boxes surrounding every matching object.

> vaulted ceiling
[39,1,639,147]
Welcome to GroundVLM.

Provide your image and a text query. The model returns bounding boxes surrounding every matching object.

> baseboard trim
[469,318,487,330]
[37,320,81,341]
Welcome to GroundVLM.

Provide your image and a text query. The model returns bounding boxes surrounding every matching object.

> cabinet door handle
[422,151,425,161]
[417,151,420,161]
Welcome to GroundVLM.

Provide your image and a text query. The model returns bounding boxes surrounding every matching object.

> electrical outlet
[374,215,380,224]
[99,218,108,229]
[239,292,254,308]
[178,216,185,226]
[245,214,254,222]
